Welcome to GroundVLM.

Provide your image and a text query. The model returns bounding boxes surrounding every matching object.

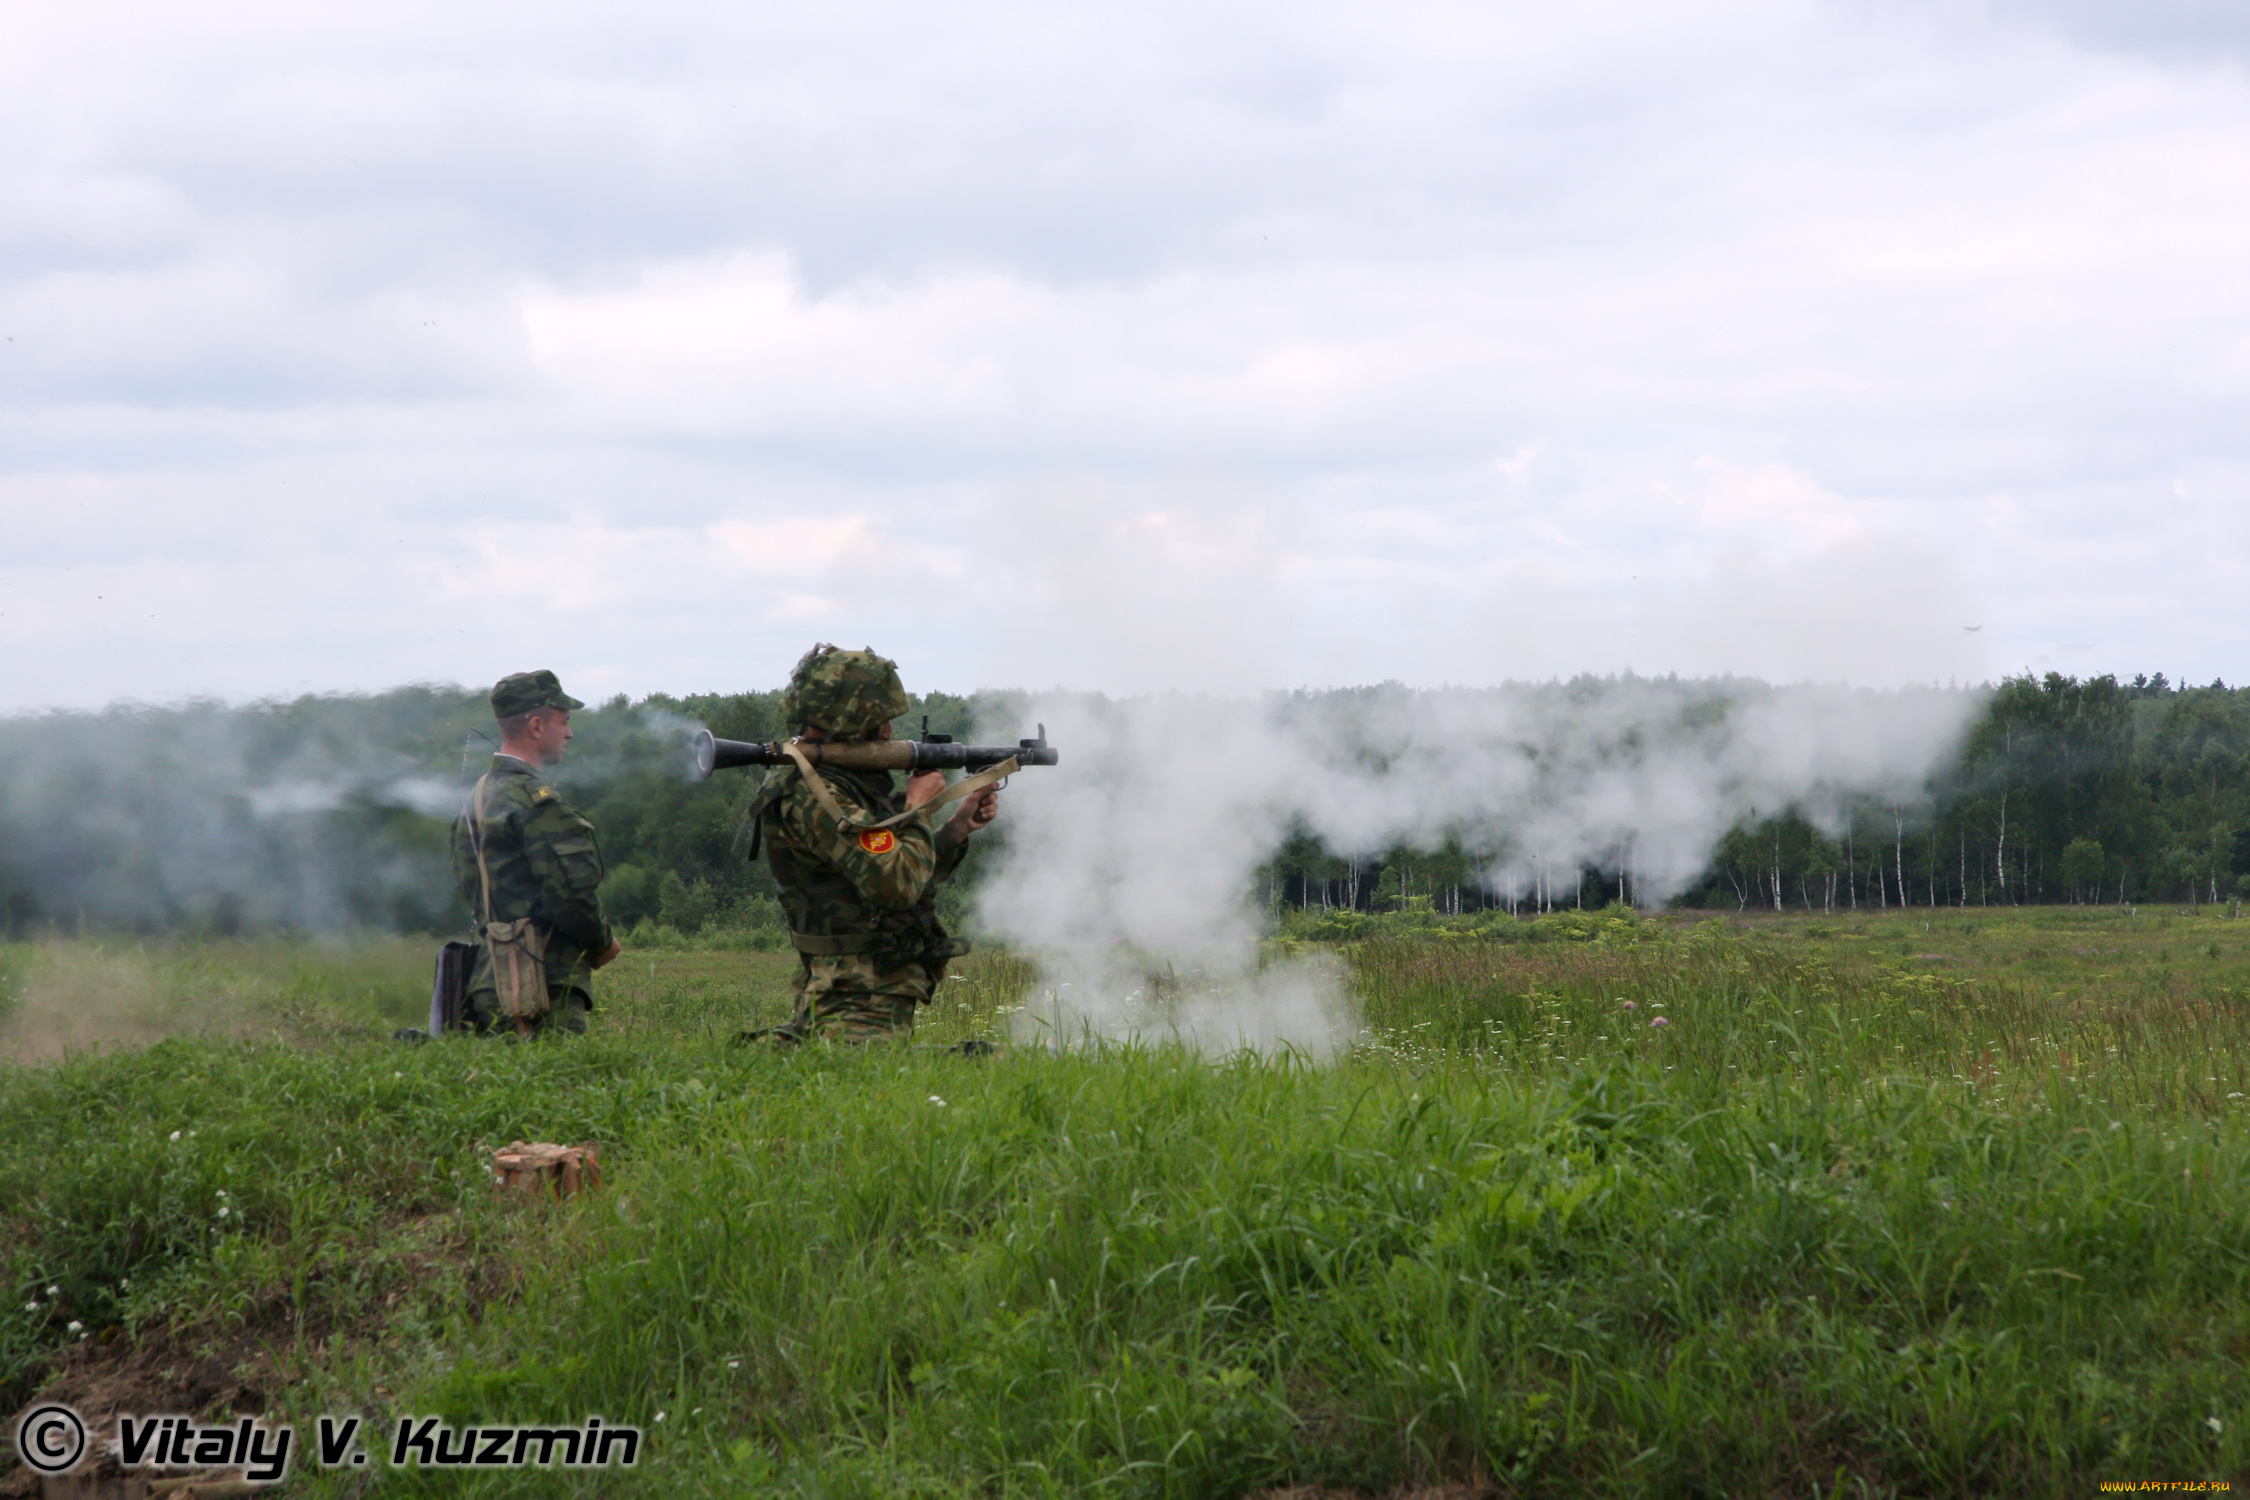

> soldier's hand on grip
[950,787,1000,835]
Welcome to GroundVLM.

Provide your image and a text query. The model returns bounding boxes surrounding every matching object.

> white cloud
[2,0,2248,708]
[711,517,878,574]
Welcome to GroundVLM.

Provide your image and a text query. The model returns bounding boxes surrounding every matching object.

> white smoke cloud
[974,677,1977,1052]
[0,694,703,936]
[246,774,460,820]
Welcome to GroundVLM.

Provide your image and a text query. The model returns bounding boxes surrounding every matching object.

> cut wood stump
[492,1140,602,1199]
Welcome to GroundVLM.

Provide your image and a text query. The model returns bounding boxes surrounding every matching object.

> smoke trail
[973,677,1978,1052]
[0,689,706,937]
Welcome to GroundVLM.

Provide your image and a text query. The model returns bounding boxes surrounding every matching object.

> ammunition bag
[484,917,552,1021]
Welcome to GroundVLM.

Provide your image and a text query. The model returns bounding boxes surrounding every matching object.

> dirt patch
[39,1326,276,1426]
[0,1325,283,1499]
[0,1209,515,1498]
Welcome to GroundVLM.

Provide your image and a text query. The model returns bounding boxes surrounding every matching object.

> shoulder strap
[737,773,785,862]
[471,774,497,927]
[781,740,1016,833]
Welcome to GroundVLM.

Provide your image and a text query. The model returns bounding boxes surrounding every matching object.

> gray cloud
[1994,0,2250,64]
[2,0,2247,708]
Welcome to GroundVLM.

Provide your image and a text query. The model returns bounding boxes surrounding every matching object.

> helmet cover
[782,643,909,739]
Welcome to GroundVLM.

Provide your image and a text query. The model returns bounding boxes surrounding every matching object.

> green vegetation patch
[0,915,2246,1496]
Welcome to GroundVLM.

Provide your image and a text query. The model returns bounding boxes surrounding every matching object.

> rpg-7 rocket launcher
[690,721,1058,780]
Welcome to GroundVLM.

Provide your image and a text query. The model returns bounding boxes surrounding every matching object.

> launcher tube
[691,728,1058,780]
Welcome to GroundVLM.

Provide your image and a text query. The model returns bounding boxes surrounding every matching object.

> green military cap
[491,669,586,719]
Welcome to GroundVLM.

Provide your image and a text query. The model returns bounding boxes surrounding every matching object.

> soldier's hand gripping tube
[691,724,1059,781]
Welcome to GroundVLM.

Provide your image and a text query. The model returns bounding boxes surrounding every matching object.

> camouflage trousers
[771,953,937,1043]
[463,986,590,1038]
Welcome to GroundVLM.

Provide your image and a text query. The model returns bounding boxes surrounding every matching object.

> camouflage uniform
[749,645,971,1042]
[449,672,613,1037]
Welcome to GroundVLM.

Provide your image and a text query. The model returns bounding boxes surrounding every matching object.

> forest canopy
[0,672,2238,940]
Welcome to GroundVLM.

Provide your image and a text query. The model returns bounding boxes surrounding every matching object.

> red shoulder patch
[858,829,897,854]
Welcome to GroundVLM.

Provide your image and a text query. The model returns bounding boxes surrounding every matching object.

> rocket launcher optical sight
[691,723,1058,781]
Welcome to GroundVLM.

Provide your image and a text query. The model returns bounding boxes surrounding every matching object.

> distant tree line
[1257,672,2250,917]
[1675,672,2250,913]
[0,686,484,939]
[0,686,988,941]
[0,670,2241,940]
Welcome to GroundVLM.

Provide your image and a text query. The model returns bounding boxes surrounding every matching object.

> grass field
[1,904,2247,1495]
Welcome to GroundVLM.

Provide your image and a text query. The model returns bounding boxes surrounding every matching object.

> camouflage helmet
[782,643,909,739]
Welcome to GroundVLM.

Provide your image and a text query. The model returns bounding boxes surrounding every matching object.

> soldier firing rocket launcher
[689,722,1059,780]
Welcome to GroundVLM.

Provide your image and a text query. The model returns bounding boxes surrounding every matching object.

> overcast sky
[4,0,2248,710]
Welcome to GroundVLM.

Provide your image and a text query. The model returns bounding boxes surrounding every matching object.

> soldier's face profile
[529,708,574,766]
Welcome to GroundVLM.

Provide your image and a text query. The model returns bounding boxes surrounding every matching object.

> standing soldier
[451,670,621,1037]
[747,644,999,1042]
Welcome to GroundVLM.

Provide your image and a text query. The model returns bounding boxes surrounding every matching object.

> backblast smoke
[972,677,1977,1054]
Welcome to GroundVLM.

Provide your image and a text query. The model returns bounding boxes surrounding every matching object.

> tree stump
[492,1140,602,1199]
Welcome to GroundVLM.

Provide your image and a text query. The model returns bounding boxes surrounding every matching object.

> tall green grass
[1346,919,2250,1118]
[388,1045,2249,1496]
[0,916,2244,1495]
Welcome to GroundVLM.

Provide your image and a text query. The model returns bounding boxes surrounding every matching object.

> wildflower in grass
[929,1095,948,1107]
[21,1302,36,1312]
[1622,1000,1636,1009]
[46,1286,57,1296]
[217,1207,230,1219]
[1650,1017,1670,1028]
[654,1412,667,1423]
[726,1360,741,1370]
[2210,1416,2225,1434]
[66,1321,80,1333]
[169,1130,181,1141]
